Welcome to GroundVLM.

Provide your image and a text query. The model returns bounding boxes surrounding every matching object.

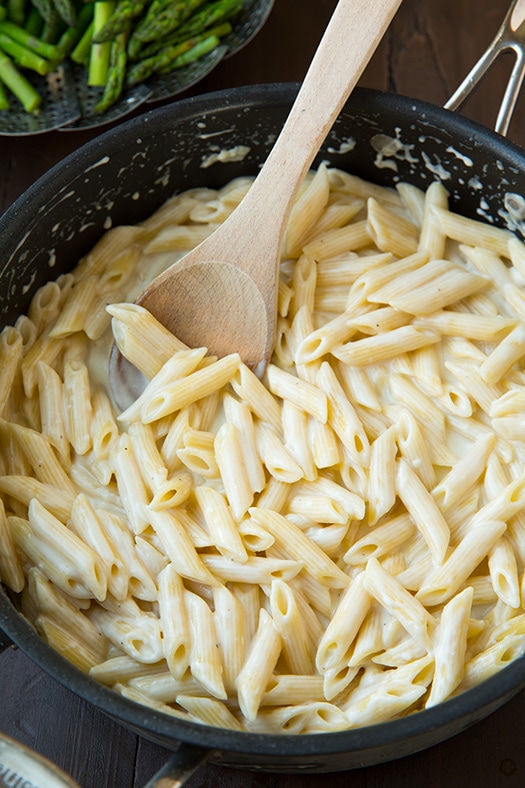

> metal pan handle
[444,0,525,136]
[143,742,211,788]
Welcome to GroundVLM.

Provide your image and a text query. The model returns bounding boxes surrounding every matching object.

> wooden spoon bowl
[110,0,403,407]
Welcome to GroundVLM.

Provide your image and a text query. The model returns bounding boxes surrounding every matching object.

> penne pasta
[5,166,525,735]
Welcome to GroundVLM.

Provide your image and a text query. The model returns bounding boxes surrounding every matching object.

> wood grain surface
[2,1,525,786]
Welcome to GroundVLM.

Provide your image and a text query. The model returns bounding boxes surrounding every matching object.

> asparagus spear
[131,0,241,59]
[6,0,25,26]
[126,31,219,86]
[24,6,44,36]
[0,18,61,60]
[70,17,93,64]
[0,31,50,74]
[128,0,209,52]
[88,0,115,85]
[51,0,76,28]
[136,17,230,60]
[94,27,127,112]
[0,76,10,108]
[40,9,64,44]
[169,0,242,40]
[0,47,41,111]
[29,0,54,25]
[52,2,93,64]
[91,0,149,43]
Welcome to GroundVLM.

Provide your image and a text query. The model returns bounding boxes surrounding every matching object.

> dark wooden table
[2,0,525,785]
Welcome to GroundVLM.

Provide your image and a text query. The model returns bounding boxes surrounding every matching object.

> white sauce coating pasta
[2,167,525,734]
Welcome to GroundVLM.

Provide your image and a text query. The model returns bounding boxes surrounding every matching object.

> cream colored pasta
[3,166,525,735]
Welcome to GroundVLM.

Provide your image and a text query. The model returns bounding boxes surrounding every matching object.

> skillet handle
[444,0,525,136]
[143,742,211,788]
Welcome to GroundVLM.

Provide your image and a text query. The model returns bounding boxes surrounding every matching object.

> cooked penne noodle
[302,220,371,260]
[295,311,357,364]
[366,426,397,525]
[418,180,449,258]
[250,508,349,589]
[417,520,508,607]
[316,361,370,466]
[230,363,281,430]
[344,513,415,565]
[194,484,248,561]
[63,359,93,455]
[212,585,246,693]
[432,205,515,256]
[108,303,188,380]
[236,608,281,721]
[432,432,496,512]
[48,276,99,338]
[289,254,317,318]
[255,421,303,483]
[166,591,216,688]
[333,325,440,366]
[396,409,436,490]
[201,553,303,585]
[20,331,64,398]
[176,429,219,478]
[110,433,151,534]
[214,422,256,520]
[425,586,473,708]
[467,477,525,531]
[396,181,426,225]
[223,394,266,494]
[267,364,327,423]
[120,350,234,424]
[176,695,243,731]
[262,674,325,706]
[0,326,23,419]
[416,310,517,342]
[251,701,349,734]
[328,168,402,205]
[315,573,371,674]
[366,197,419,258]
[369,258,487,315]
[89,605,163,664]
[348,305,411,336]
[69,493,128,601]
[0,497,25,593]
[270,578,314,675]
[96,510,157,602]
[2,420,76,495]
[280,400,317,482]
[148,508,218,588]
[37,615,106,673]
[488,536,521,609]
[459,631,525,692]
[143,222,218,253]
[157,564,190,679]
[479,323,525,384]
[90,387,119,462]
[395,458,450,563]
[316,252,391,288]
[285,164,330,257]
[363,558,436,650]
[286,493,348,524]
[0,474,74,523]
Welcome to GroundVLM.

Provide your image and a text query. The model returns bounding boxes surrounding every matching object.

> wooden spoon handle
[207,0,403,282]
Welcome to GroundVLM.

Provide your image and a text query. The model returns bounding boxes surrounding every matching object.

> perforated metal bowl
[0,0,274,136]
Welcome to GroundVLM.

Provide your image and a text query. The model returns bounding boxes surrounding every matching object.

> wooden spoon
[110,0,402,407]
